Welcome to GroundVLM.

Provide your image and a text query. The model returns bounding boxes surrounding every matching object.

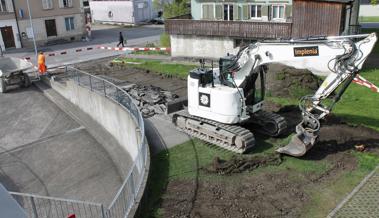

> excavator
[172,33,377,157]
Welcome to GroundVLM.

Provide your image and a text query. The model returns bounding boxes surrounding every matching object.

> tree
[371,0,377,5]
[162,0,190,19]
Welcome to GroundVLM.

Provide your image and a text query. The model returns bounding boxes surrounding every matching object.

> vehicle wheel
[0,78,6,93]
[23,73,31,88]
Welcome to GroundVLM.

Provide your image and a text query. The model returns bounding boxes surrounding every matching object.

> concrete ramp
[0,86,122,205]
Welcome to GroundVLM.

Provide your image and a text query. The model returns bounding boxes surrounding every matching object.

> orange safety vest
[38,54,45,65]
[38,54,47,74]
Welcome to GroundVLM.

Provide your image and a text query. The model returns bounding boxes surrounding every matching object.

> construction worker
[38,51,47,75]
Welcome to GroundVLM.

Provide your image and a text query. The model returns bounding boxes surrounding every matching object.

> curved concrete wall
[49,79,143,178]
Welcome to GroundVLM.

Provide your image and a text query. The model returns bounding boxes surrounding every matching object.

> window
[65,17,75,31]
[202,4,214,20]
[59,0,73,8]
[0,0,7,12]
[250,5,262,19]
[272,5,285,20]
[45,19,57,37]
[223,4,233,21]
[42,0,53,10]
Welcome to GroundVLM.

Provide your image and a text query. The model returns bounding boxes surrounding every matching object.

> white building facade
[90,0,156,25]
[0,0,22,51]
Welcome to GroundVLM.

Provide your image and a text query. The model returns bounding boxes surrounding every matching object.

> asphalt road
[3,24,164,68]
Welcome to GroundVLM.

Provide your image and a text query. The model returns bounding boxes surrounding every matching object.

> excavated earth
[68,58,379,218]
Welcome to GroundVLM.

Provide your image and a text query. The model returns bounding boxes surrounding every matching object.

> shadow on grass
[137,150,170,218]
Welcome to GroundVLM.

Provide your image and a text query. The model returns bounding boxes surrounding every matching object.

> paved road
[3,24,164,68]
[0,85,122,205]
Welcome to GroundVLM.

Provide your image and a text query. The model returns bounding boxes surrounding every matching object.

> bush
[160,33,171,47]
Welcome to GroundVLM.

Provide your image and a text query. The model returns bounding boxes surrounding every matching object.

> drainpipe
[26,0,38,68]
[11,0,23,48]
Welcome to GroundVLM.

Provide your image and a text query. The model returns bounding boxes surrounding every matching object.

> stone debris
[122,84,178,118]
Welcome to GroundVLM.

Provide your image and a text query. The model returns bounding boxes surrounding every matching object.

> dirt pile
[204,155,282,175]
[265,64,323,98]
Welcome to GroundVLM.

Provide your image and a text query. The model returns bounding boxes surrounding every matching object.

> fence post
[130,171,136,200]
[30,196,39,218]
[89,75,93,91]
[103,80,106,97]
[101,204,106,218]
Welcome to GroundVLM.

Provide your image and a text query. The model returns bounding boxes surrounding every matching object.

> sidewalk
[328,165,379,218]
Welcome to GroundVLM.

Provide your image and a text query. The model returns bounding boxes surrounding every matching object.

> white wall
[360,5,379,17]
[0,19,22,50]
[90,1,155,24]
[170,34,235,59]
[17,13,84,42]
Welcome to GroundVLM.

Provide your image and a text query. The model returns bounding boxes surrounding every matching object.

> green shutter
[285,5,292,19]
[202,5,214,20]
[234,5,240,20]
[242,5,249,20]
[210,5,215,20]
[215,4,223,20]
[261,5,268,17]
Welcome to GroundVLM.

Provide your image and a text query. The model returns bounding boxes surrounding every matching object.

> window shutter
[209,5,214,20]
[285,5,292,19]
[233,5,240,21]
[215,4,223,20]
[58,0,64,8]
[242,5,249,20]
[48,0,53,9]
[261,5,268,17]
[42,0,47,9]
[68,0,73,7]
[202,5,208,19]
[5,0,14,12]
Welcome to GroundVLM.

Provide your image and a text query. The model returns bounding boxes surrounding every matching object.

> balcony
[165,15,293,39]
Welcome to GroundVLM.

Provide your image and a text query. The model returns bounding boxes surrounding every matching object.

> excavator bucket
[276,124,318,157]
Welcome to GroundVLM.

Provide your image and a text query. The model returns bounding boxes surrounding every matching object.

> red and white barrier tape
[23,46,170,60]
[353,74,379,93]
[97,46,171,51]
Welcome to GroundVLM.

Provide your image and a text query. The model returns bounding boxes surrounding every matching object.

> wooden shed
[292,0,353,38]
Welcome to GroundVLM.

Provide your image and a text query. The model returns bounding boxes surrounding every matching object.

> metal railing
[11,67,148,218]
[10,192,106,218]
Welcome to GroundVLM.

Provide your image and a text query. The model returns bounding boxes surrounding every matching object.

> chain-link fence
[11,67,148,218]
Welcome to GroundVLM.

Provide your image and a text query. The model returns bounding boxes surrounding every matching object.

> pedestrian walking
[86,24,92,41]
[38,51,47,76]
[117,32,125,47]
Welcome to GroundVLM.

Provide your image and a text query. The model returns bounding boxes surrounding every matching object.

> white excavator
[172,33,377,157]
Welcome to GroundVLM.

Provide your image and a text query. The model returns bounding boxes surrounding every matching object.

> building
[90,0,156,25]
[359,0,379,18]
[0,0,21,51]
[12,0,85,48]
[165,0,360,58]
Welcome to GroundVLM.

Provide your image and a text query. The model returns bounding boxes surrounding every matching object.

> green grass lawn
[112,58,196,79]
[142,67,379,217]
[360,16,379,23]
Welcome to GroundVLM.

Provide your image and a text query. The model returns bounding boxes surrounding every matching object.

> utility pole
[26,0,38,68]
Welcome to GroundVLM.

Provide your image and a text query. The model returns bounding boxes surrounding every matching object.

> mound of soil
[204,154,282,175]
[265,64,323,98]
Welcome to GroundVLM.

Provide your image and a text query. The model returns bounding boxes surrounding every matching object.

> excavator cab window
[219,55,236,87]
[242,66,266,107]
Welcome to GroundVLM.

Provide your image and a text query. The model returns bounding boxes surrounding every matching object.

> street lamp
[26,0,38,72]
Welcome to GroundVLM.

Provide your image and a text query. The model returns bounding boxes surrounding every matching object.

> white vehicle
[0,57,35,93]
[173,33,377,157]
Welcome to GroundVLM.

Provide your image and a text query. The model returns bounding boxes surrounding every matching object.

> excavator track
[173,110,255,153]
[248,110,288,137]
